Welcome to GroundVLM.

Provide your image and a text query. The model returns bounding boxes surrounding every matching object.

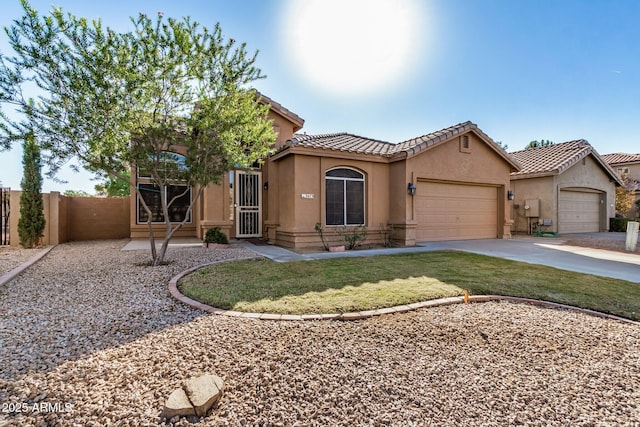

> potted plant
[203,227,229,248]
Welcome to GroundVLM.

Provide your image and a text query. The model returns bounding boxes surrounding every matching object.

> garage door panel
[416,182,497,241]
[558,190,600,234]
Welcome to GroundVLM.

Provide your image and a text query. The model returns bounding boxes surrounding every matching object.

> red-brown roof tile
[510,140,621,184]
[255,91,305,132]
[280,121,519,170]
[288,132,395,156]
[601,153,640,165]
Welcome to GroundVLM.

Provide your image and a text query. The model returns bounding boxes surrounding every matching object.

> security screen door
[235,171,262,238]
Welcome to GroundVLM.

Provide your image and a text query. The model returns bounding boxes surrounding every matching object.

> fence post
[1,187,9,245]
[625,221,639,252]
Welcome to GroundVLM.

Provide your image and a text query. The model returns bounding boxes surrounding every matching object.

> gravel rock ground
[1,240,639,426]
[0,247,43,275]
[563,235,639,254]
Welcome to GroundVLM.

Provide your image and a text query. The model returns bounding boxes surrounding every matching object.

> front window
[136,152,191,224]
[325,168,365,226]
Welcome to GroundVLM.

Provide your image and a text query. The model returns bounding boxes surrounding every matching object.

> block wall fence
[8,191,130,247]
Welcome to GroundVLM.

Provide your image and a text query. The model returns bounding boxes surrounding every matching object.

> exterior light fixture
[507,190,515,200]
[408,183,417,196]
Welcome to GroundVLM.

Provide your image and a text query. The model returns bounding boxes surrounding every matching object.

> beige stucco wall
[404,132,514,243]
[198,177,233,239]
[613,162,640,179]
[510,155,616,233]
[271,130,516,248]
[510,176,554,234]
[272,154,391,248]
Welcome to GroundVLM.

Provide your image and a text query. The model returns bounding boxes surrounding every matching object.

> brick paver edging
[0,245,56,287]
[168,261,640,326]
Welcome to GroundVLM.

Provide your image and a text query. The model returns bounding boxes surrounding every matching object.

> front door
[235,170,262,238]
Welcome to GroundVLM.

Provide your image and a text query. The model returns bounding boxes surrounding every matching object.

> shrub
[339,225,368,250]
[204,227,228,244]
[610,217,640,232]
[314,222,330,251]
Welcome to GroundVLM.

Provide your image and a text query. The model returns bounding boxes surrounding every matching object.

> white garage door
[416,182,498,241]
[558,190,601,234]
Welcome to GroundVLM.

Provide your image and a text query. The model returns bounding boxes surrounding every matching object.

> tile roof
[255,91,305,132]
[509,140,621,184]
[280,121,519,169]
[395,121,484,153]
[600,153,640,165]
[288,132,395,156]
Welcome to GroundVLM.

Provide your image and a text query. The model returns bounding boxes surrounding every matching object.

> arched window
[325,168,365,226]
[136,152,191,224]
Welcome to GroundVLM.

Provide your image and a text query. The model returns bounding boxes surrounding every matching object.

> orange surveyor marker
[464,290,469,304]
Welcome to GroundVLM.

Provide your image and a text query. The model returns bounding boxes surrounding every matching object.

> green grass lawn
[178,251,640,320]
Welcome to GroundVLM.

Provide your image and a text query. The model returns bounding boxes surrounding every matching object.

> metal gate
[235,171,261,238]
[1,187,9,245]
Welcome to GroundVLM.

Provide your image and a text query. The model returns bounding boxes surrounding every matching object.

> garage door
[558,190,601,234]
[416,182,498,241]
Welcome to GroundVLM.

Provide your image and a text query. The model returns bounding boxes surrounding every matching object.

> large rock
[161,374,224,419]
[184,374,225,417]
[161,388,196,419]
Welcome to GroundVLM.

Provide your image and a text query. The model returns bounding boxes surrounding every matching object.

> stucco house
[130,96,521,248]
[601,153,640,218]
[509,141,621,235]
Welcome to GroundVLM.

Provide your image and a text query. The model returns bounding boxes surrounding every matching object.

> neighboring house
[601,153,640,218]
[509,141,621,235]
[130,96,521,247]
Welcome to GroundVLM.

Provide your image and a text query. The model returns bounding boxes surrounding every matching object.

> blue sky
[1,0,639,193]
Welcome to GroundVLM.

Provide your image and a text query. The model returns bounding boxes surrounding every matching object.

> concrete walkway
[238,237,640,283]
[122,238,203,251]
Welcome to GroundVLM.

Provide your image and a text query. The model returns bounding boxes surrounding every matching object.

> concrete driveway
[417,236,640,283]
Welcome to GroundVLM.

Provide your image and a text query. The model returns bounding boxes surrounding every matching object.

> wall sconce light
[408,182,417,196]
[263,182,269,191]
[507,190,515,200]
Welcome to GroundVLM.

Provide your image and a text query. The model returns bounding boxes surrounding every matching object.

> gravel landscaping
[1,239,639,426]
[0,246,43,275]
[563,234,639,254]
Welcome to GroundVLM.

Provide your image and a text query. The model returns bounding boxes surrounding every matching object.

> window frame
[325,167,366,227]
[136,183,192,224]
[617,167,630,175]
[136,151,192,224]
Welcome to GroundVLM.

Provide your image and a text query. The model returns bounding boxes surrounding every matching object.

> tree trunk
[152,186,205,266]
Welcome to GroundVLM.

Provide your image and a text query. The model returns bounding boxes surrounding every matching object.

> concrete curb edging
[0,245,56,287]
[168,261,640,326]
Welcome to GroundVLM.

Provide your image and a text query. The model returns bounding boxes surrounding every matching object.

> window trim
[325,167,365,227]
[136,183,192,224]
[617,167,630,175]
[137,152,187,179]
[136,151,192,224]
